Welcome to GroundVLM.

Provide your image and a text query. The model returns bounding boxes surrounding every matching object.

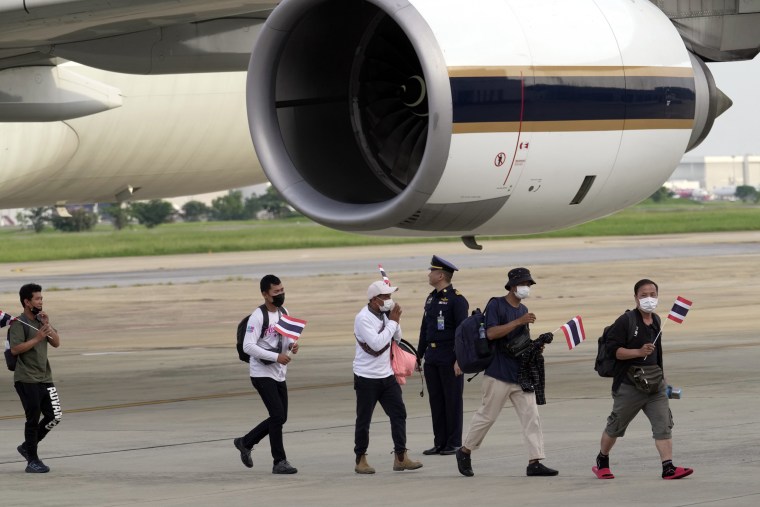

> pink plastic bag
[391,340,417,385]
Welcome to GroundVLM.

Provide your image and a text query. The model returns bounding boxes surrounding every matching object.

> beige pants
[463,375,545,460]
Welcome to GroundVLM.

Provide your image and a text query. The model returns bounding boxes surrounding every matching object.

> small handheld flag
[1,310,16,328]
[275,314,307,341]
[561,316,586,350]
[378,264,390,285]
[667,296,693,324]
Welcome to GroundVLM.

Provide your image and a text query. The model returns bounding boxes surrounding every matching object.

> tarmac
[1,231,759,506]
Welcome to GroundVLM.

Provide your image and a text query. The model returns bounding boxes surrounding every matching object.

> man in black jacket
[593,279,693,481]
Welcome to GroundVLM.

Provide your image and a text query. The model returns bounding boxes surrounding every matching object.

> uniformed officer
[417,255,469,455]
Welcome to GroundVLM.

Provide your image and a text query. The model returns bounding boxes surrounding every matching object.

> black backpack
[237,305,287,364]
[5,317,29,372]
[454,298,497,374]
[595,310,659,377]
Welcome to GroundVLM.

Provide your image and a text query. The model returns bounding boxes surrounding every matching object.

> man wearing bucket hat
[418,255,469,456]
[353,280,423,474]
[456,267,559,478]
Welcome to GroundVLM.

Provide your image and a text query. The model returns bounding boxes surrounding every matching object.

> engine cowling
[247,0,726,236]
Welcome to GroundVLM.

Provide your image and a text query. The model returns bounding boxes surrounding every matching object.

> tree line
[17,187,295,233]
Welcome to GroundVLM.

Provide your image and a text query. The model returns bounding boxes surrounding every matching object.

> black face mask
[30,306,42,315]
[272,293,285,308]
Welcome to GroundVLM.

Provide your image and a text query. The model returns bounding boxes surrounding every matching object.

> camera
[666,385,682,399]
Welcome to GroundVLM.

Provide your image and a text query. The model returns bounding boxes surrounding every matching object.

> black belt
[429,341,453,349]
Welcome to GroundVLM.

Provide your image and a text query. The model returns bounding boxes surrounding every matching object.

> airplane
[1,0,758,248]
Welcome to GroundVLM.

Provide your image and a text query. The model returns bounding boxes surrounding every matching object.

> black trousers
[424,362,464,448]
[242,377,288,464]
[354,374,407,455]
[15,382,63,460]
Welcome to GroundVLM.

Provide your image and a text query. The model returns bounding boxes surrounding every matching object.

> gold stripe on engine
[447,65,694,79]
[452,119,694,134]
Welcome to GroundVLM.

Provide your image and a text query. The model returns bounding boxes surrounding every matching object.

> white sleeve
[242,309,280,363]
[355,311,398,351]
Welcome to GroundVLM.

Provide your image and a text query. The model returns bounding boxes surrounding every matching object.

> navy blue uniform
[418,285,469,450]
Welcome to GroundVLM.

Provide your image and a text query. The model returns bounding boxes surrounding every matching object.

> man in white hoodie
[234,274,299,474]
[353,280,423,474]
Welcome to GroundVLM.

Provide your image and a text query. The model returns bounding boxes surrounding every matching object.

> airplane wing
[1,0,759,243]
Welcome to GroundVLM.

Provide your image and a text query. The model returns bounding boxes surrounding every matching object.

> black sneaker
[527,462,559,476]
[272,460,298,474]
[233,438,253,468]
[455,448,474,477]
[25,459,50,474]
[17,444,31,463]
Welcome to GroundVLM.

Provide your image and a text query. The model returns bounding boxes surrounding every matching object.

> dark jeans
[424,361,464,448]
[354,374,407,455]
[242,377,288,464]
[15,382,63,460]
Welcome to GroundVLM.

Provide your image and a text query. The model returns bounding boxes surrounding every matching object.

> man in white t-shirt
[233,274,299,474]
[352,280,422,474]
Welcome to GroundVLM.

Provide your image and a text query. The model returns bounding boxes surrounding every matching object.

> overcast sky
[688,57,760,158]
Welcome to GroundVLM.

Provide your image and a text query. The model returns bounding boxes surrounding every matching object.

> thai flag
[561,316,586,350]
[0,310,16,328]
[275,314,307,341]
[667,296,693,324]
[378,264,390,285]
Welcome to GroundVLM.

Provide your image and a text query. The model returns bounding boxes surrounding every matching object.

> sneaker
[272,460,298,474]
[233,438,253,468]
[527,462,559,476]
[455,448,474,477]
[663,466,693,480]
[17,444,31,463]
[25,459,50,474]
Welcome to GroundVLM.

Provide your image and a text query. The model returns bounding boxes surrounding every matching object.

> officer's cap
[429,255,458,274]
[505,267,535,289]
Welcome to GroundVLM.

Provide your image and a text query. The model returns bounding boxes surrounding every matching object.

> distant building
[669,154,760,200]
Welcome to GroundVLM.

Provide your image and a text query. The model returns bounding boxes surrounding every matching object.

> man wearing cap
[417,255,469,456]
[353,280,423,474]
[456,267,559,478]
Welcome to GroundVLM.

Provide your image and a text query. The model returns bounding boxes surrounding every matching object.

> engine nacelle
[247,0,726,236]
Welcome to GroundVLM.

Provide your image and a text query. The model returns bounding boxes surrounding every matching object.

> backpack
[454,298,497,374]
[236,305,287,363]
[595,310,660,377]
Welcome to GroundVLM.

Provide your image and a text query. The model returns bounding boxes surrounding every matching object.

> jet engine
[247,0,730,236]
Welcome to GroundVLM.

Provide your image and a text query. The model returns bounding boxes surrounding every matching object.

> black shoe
[527,462,559,476]
[233,438,253,468]
[455,448,474,477]
[439,446,457,455]
[272,460,298,474]
[25,459,50,474]
[422,446,441,455]
[17,444,31,463]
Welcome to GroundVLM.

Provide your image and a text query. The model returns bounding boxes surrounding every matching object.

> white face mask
[379,299,395,312]
[514,286,531,299]
[638,297,658,313]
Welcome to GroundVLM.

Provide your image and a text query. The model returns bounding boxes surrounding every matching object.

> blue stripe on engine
[450,76,695,124]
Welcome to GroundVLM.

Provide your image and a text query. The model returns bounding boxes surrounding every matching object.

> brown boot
[393,450,423,471]
[355,454,375,474]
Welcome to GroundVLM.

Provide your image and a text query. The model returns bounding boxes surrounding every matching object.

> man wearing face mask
[456,268,559,478]
[353,280,423,474]
[9,283,62,474]
[417,255,469,456]
[593,279,693,480]
[234,274,299,474]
